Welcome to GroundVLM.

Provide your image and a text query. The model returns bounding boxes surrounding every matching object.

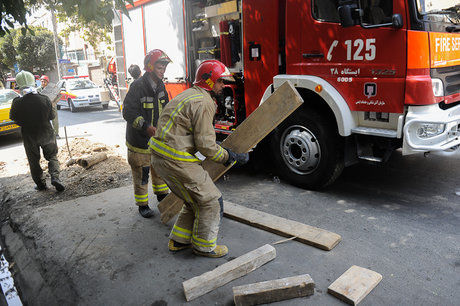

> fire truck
[113,0,460,189]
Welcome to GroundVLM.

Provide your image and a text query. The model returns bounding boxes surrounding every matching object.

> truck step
[352,127,398,138]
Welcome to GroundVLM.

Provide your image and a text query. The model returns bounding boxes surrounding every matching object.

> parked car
[56,76,109,112]
[0,89,21,136]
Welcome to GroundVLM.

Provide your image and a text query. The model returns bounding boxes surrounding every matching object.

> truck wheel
[68,99,76,113]
[102,104,109,110]
[270,108,344,189]
[56,105,61,110]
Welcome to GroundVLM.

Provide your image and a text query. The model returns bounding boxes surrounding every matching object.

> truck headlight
[431,78,444,97]
[416,123,445,138]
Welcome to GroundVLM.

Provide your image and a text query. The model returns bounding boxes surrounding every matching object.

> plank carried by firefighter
[223,201,341,251]
[40,82,61,106]
[157,81,304,223]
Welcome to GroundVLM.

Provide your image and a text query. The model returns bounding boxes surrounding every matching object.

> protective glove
[223,148,249,167]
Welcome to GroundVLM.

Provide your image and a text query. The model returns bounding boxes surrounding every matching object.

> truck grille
[431,65,460,96]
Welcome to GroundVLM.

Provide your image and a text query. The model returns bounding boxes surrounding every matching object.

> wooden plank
[328,265,382,305]
[40,82,61,106]
[158,81,304,223]
[224,201,341,251]
[233,274,315,306]
[182,244,276,302]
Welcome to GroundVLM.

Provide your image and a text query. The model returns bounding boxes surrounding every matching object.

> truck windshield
[417,1,460,23]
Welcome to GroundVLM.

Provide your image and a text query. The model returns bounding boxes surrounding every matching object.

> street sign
[59,59,71,64]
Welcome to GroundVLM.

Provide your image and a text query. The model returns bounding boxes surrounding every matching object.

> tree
[15,27,58,73]
[0,0,134,37]
[0,27,59,74]
[56,4,114,55]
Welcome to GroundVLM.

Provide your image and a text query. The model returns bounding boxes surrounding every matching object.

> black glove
[224,148,249,167]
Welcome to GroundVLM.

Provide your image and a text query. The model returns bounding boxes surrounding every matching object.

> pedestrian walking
[150,60,249,258]
[122,49,171,218]
[9,71,65,192]
[39,75,60,138]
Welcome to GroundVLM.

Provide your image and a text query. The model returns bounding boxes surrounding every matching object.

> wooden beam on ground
[233,274,315,306]
[182,244,276,302]
[328,265,382,305]
[158,81,304,224]
[224,201,341,251]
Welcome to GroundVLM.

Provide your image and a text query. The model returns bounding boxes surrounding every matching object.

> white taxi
[56,76,109,112]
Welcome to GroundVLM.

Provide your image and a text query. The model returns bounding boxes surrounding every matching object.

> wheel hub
[280,125,321,175]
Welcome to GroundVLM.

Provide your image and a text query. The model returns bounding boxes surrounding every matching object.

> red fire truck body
[115,0,460,188]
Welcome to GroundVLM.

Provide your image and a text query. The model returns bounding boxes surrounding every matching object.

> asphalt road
[1,105,459,305]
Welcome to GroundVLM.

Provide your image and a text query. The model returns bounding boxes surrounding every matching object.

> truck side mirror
[338,5,358,28]
[392,14,403,29]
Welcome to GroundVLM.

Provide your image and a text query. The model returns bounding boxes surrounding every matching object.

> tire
[68,99,76,112]
[102,104,109,110]
[56,105,61,110]
[270,108,344,189]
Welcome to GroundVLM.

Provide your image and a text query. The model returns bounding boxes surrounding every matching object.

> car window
[68,79,97,90]
[0,90,19,107]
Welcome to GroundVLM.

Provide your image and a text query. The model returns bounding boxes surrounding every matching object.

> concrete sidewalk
[4,185,341,305]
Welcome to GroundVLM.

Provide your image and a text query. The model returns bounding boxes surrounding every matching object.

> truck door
[286,0,407,114]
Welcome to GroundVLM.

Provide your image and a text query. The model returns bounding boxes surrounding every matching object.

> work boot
[156,193,168,202]
[51,178,65,192]
[138,205,155,218]
[34,183,47,191]
[193,245,228,258]
[168,239,192,252]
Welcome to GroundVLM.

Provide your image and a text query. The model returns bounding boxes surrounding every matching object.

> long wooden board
[182,244,276,302]
[328,265,382,305]
[224,201,341,251]
[233,274,315,306]
[158,81,304,223]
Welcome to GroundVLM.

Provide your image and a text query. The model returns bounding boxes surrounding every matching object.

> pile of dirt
[0,138,132,214]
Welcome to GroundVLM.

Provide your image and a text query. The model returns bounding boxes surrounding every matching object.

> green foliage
[1,0,134,37]
[0,27,60,74]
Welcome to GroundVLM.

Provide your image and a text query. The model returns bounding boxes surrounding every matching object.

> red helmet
[144,49,171,72]
[40,75,49,82]
[194,60,234,91]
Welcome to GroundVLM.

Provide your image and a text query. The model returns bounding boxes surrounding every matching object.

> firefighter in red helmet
[122,49,172,218]
[150,60,249,258]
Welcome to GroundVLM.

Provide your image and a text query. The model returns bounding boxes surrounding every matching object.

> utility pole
[50,9,61,79]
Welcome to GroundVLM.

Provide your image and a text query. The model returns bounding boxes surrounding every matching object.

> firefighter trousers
[151,155,223,252]
[127,149,169,206]
[22,131,60,186]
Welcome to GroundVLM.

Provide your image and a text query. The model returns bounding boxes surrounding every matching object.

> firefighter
[150,60,249,258]
[128,64,142,81]
[9,71,65,192]
[122,49,171,218]
[39,75,60,138]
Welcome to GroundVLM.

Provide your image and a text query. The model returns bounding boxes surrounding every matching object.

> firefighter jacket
[123,73,169,153]
[149,86,229,164]
[9,92,55,142]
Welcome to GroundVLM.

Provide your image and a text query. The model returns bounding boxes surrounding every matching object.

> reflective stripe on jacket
[150,86,228,163]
